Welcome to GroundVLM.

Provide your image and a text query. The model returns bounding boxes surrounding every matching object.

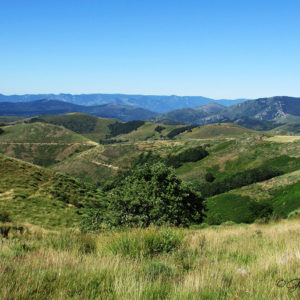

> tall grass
[0,220,299,299]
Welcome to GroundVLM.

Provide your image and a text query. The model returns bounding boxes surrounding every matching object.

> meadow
[0,219,299,300]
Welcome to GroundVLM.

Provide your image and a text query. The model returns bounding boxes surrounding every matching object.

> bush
[154,126,166,133]
[287,209,300,219]
[204,194,260,225]
[82,162,204,229]
[0,211,11,223]
[107,228,183,258]
[166,125,196,139]
[200,166,283,197]
[166,146,209,168]
[205,173,215,183]
[107,120,145,137]
[0,128,4,135]
[143,261,174,280]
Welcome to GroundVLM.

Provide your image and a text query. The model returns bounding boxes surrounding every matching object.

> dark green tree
[81,162,204,231]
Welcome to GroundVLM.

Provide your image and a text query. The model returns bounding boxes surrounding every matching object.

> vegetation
[166,146,209,168]
[166,125,196,139]
[154,125,166,133]
[0,220,299,299]
[0,128,3,134]
[107,120,145,137]
[81,162,203,231]
[0,154,97,228]
[199,166,283,198]
[204,194,273,224]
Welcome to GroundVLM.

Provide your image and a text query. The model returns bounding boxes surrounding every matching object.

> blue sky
[0,0,299,99]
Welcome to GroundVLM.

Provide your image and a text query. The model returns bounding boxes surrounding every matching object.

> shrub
[190,223,209,229]
[166,125,196,139]
[82,162,204,229]
[287,209,300,219]
[143,261,174,280]
[107,228,183,258]
[200,166,283,197]
[204,194,258,225]
[0,128,4,134]
[166,146,209,168]
[0,211,11,223]
[154,125,166,133]
[107,120,145,137]
[205,173,215,183]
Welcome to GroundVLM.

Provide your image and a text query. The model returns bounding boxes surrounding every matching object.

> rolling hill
[28,113,118,141]
[0,122,95,166]
[0,154,97,228]
[0,99,158,121]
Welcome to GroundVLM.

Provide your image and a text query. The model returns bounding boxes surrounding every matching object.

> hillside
[0,154,97,228]
[199,96,300,126]
[157,103,225,124]
[0,122,95,166]
[28,113,118,142]
[0,99,158,121]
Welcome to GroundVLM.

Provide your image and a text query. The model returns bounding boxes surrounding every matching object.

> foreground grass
[0,220,299,299]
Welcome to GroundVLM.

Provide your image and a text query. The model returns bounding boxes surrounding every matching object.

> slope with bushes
[0,154,97,228]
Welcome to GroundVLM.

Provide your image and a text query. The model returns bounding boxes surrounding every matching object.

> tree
[81,162,204,231]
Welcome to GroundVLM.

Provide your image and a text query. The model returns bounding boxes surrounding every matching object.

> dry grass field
[0,219,299,299]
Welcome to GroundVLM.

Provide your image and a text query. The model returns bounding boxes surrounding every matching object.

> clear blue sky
[0,0,299,99]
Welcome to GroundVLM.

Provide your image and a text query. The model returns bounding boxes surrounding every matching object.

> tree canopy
[81,162,204,231]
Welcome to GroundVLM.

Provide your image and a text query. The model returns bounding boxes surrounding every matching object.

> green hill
[0,154,97,229]
[177,123,256,139]
[0,122,96,166]
[29,113,118,141]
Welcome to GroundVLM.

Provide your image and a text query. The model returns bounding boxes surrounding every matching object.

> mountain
[159,97,300,131]
[0,99,158,121]
[0,93,247,113]
[156,103,225,124]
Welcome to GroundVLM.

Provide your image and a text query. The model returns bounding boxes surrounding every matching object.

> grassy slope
[0,154,96,229]
[0,122,96,166]
[33,113,118,142]
[177,123,255,139]
[0,220,299,299]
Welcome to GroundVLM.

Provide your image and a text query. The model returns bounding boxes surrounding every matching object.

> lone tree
[81,162,204,231]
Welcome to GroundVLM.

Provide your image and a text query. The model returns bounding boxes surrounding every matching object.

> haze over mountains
[0,93,246,113]
[0,95,300,130]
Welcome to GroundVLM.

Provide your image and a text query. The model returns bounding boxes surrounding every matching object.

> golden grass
[266,135,300,143]
[0,220,299,299]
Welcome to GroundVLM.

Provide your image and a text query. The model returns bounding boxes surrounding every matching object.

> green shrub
[166,125,196,139]
[200,166,283,197]
[204,194,256,225]
[271,181,300,217]
[0,211,11,223]
[154,125,166,133]
[82,162,204,229]
[287,209,300,219]
[205,173,215,183]
[143,261,174,280]
[221,221,236,226]
[107,228,183,258]
[190,223,209,229]
[107,120,145,137]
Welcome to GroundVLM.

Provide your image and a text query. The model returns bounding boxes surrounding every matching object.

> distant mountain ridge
[155,96,300,130]
[0,99,158,122]
[0,93,247,113]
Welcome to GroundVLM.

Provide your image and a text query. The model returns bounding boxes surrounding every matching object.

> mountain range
[0,93,247,113]
[0,96,300,130]
[158,96,300,129]
[0,99,158,122]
